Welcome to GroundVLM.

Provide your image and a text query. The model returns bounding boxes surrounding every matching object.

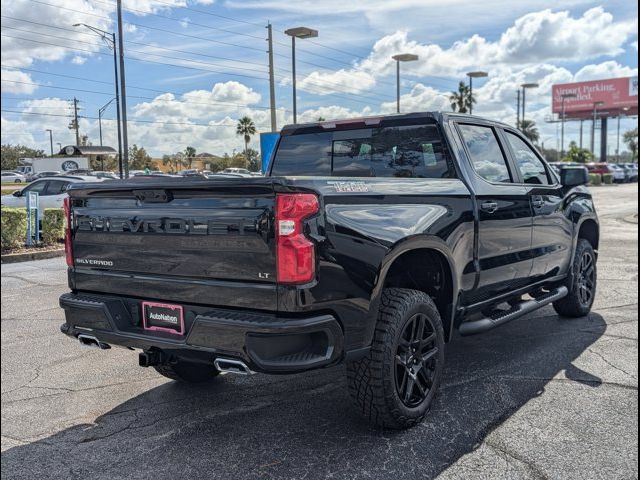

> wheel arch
[372,236,460,342]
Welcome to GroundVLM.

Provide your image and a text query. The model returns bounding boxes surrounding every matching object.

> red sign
[552,77,638,118]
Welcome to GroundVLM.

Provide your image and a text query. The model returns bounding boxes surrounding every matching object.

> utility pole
[266,23,277,132]
[116,0,130,177]
[71,97,80,145]
[45,129,53,156]
[579,119,583,149]
[516,90,520,128]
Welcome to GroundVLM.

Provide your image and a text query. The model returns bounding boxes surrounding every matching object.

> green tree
[184,146,196,169]
[518,119,540,144]
[128,144,153,170]
[449,81,474,113]
[563,141,593,163]
[162,152,184,173]
[236,116,257,167]
[317,116,326,122]
[244,148,261,172]
[623,128,638,161]
[1,144,46,170]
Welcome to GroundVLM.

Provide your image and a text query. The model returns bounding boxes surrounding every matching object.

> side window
[22,180,48,195]
[458,124,512,183]
[45,180,72,195]
[504,132,551,185]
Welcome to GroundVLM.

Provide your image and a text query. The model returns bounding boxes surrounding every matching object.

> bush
[42,208,65,245]
[602,173,614,185]
[588,173,602,186]
[1,207,27,250]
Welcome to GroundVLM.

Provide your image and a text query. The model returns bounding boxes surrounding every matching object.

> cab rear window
[271,125,453,178]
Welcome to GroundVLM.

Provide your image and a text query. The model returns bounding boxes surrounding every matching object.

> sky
[0,0,638,158]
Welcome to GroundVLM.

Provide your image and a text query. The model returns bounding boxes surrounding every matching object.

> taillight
[275,193,319,284]
[63,196,73,267]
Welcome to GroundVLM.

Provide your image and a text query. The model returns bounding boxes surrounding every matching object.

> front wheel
[347,288,445,429]
[553,239,597,317]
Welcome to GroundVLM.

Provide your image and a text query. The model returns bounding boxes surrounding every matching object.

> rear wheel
[347,288,445,429]
[553,239,597,317]
[154,361,220,383]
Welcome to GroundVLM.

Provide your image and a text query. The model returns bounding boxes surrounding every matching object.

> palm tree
[236,116,257,167]
[449,81,474,113]
[518,119,540,144]
[184,146,196,169]
[623,127,638,161]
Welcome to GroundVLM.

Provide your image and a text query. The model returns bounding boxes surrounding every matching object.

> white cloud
[380,84,450,114]
[296,7,637,96]
[1,69,37,94]
[71,56,87,65]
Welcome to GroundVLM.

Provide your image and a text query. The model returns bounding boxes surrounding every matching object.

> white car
[1,175,102,209]
[607,164,627,183]
[1,171,27,183]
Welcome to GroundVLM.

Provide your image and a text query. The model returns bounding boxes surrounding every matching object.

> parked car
[90,171,119,180]
[1,176,102,209]
[622,164,638,182]
[28,170,61,181]
[222,167,251,175]
[586,163,615,181]
[607,164,628,183]
[59,112,599,429]
[1,171,26,183]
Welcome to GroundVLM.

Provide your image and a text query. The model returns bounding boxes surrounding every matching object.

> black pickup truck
[59,112,598,429]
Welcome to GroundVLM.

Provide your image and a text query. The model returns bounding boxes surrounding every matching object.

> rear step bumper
[459,286,568,336]
[59,292,343,374]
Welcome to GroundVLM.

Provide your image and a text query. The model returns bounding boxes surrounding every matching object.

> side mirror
[560,167,589,187]
[12,190,22,197]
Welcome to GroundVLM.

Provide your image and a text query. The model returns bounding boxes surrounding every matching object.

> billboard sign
[552,76,638,117]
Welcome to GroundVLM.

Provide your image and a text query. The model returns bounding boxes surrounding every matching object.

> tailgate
[68,178,278,307]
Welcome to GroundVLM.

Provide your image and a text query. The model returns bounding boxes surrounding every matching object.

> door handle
[532,197,544,209]
[481,201,499,213]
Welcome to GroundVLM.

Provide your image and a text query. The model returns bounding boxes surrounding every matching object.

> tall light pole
[73,23,124,178]
[617,106,630,162]
[560,93,577,157]
[284,27,318,124]
[392,54,419,113]
[98,98,116,147]
[466,71,488,115]
[45,129,53,156]
[520,82,539,131]
[116,0,130,177]
[590,101,604,157]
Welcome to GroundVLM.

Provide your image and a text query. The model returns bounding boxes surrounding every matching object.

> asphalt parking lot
[1,183,638,480]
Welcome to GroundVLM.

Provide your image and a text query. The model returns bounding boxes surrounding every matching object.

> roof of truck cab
[280,111,511,135]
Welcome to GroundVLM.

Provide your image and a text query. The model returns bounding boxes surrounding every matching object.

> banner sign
[552,77,638,118]
[26,191,40,246]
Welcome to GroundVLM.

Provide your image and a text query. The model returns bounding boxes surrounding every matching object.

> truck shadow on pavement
[2,310,606,480]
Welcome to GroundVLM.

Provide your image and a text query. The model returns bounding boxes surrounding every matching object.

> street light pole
[98,98,116,147]
[520,82,539,131]
[73,24,124,178]
[285,27,318,124]
[116,0,129,177]
[392,54,419,113]
[45,129,53,156]
[466,71,488,115]
[560,93,577,157]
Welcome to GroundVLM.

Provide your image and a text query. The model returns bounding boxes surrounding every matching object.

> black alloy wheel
[395,313,439,408]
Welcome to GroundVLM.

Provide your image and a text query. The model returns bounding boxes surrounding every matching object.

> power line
[1,109,273,129]
[2,65,283,110]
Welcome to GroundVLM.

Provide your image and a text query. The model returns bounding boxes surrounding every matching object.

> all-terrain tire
[347,288,445,429]
[154,361,220,383]
[553,239,597,317]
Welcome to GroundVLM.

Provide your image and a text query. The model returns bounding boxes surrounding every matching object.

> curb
[1,248,65,264]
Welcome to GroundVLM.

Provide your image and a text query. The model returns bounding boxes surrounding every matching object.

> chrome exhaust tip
[214,358,254,375]
[77,334,110,350]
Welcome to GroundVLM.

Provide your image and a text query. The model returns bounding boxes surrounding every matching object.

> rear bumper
[59,292,344,374]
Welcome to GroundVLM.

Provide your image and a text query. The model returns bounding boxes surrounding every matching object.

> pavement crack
[587,348,638,379]
[485,439,550,479]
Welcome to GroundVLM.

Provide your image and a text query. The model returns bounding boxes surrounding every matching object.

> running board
[459,286,568,336]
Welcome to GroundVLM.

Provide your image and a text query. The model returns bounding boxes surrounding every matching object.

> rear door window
[270,132,332,176]
[458,124,512,183]
[45,180,72,195]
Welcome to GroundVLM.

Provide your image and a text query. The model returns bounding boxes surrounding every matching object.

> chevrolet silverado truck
[59,112,598,429]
